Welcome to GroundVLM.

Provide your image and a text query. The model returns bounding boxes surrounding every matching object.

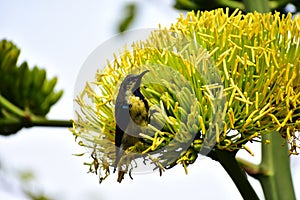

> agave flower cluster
[71,8,300,182]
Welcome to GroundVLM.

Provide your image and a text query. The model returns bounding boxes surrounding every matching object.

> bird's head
[121,70,149,93]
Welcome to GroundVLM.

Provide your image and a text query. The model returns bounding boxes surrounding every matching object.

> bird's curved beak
[133,70,149,89]
[135,70,150,84]
[138,69,150,78]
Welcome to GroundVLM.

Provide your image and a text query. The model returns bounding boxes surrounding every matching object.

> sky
[0,1,299,200]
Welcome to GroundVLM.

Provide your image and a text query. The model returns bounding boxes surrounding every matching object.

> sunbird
[114,70,149,173]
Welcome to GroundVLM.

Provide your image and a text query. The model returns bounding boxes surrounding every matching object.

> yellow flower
[71,8,300,182]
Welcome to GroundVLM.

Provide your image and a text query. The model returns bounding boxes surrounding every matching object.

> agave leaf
[0,39,63,134]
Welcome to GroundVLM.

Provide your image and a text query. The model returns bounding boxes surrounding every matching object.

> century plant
[71,8,300,197]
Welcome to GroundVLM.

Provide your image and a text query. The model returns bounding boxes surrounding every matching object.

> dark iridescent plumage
[114,70,149,173]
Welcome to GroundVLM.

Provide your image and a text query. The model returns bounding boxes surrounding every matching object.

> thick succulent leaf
[0,39,63,134]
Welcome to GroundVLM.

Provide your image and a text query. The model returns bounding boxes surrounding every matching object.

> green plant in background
[117,0,300,35]
[0,40,72,136]
[118,3,137,33]
[72,8,300,199]
[0,161,51,200]
[174,0,300,14]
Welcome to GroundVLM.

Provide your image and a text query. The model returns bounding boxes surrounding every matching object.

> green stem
[256,132,296,200]
[0,117,72,136]
[0,94,72,136]
[0,117,72,128]
[236,157,261,176]
[208,149,259,200]
[0,94,25,118]
[30,116,72,127]
[243,0,270,12]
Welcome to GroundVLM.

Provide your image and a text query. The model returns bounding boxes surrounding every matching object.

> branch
[256,132,296,200]
[208,148,259,200]
[0,94,72,136]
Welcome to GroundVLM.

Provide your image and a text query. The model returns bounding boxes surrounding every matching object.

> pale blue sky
[0,1,299,199]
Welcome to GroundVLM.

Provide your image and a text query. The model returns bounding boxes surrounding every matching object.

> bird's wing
[115,100,131,147]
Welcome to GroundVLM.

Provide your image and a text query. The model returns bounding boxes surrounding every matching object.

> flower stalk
[257,131,295,200]
[208,148,259,200]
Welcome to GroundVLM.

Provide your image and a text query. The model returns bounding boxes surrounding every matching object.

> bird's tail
[113,147,123,173]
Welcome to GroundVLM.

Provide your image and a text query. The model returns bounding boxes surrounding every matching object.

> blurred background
[0,0,299,199]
